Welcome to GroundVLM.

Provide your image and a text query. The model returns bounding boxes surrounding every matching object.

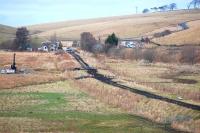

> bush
[142,49,156,63]
[180,46,198,64]
[154,30,171,38]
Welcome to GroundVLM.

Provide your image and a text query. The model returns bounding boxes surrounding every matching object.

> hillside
[28,9,200,46]
[152,19,200,45]
[0,24,16,43]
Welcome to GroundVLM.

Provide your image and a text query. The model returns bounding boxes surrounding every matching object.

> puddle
[173,78,198,84]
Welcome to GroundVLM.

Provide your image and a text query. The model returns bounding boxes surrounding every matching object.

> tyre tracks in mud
[69,52,200,111]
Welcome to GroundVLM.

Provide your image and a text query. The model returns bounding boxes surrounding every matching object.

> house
[38,40,62,52]
[119,38,144,48]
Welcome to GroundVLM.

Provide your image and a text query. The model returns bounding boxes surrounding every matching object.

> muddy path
[69,52,200,111]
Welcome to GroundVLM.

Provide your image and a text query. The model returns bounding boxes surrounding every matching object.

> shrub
[142,49,156,63]
[153,30,171,38]
[180,46,198,64]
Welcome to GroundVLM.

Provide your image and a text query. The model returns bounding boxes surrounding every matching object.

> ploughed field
[0,52,200,133]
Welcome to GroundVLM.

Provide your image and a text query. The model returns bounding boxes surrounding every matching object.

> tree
[169,3,177,10]
[105,33,119,52]
[14,27,30,51]
[80,32,97,52]
[143,8,150,13]
[105,33,118,46]
[151,7,158,12]
[158,5,168,11]
[188,0,200,9]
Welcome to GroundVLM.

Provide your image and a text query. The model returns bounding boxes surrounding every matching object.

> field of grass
[0,51,199,132]
[101,59,200,103]
[0,81,179,133]
[27,9,200,46]
[68,68,200,133]
[153,20,200,45]
[0,52,76,89]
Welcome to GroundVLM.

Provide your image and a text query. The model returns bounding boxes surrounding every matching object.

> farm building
[119,39,145,48]
[38,40,62,52]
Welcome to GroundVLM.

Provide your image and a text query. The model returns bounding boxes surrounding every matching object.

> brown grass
[67,69,200,133]
[153,20,200,45]
[28,10,200,46]
[0,52,77,89]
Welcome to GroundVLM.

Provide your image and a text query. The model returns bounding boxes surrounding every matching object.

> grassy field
[27,9,200,46]
[102,59,200,103]
[0,51,199,132]
[0,80,179,133]
[152,20,200,45]
[0,52,76,89]
[68,66,200,133]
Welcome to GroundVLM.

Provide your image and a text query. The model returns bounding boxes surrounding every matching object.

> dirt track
[69,51,200,111]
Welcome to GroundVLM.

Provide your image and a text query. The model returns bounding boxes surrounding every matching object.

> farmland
[0,51,186,133]
[0,51,199,132]
[0,8,200,133]
[28,9,200,46]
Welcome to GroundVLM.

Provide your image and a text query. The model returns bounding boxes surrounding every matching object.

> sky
[0,0,192,27]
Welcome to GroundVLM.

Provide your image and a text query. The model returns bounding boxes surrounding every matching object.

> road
[69,51,200,111]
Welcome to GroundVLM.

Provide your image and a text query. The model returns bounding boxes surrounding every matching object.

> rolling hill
[0,24,16,43]
[28,9,200,45]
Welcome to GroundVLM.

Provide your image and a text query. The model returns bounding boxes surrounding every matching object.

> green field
[0,81,178,133]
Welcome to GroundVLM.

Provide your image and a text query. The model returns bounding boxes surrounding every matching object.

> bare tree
[14,27,30,51]
[80,32,97,52]
[188,0,200,9]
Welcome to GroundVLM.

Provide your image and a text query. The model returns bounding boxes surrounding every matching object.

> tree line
[143,0,200,14]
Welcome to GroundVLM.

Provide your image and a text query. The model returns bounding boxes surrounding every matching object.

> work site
[0,0,200,133]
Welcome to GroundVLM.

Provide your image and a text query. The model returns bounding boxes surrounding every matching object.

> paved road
[69,52,200,111]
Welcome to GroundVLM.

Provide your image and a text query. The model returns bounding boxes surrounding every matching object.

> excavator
[0,53,17,74]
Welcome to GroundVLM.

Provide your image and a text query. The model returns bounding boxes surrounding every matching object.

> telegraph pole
[135,6,138,14]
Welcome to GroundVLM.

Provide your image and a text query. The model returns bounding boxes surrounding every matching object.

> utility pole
[135,6,138,14]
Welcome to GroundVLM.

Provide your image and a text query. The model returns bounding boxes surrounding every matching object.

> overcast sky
[0,0,191,27]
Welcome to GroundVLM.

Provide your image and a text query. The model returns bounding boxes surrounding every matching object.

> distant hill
[1,9,198,46]
[28,9,200,45]
[0,24,16,43]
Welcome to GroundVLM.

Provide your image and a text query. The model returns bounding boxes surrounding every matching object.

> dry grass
[0,52,77,89]
[28,10,200,45]
[0,24,16,43]
[68,69,200,133]
[81,52,200,103]
[153,20,200,45]
[102,59,200,103]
